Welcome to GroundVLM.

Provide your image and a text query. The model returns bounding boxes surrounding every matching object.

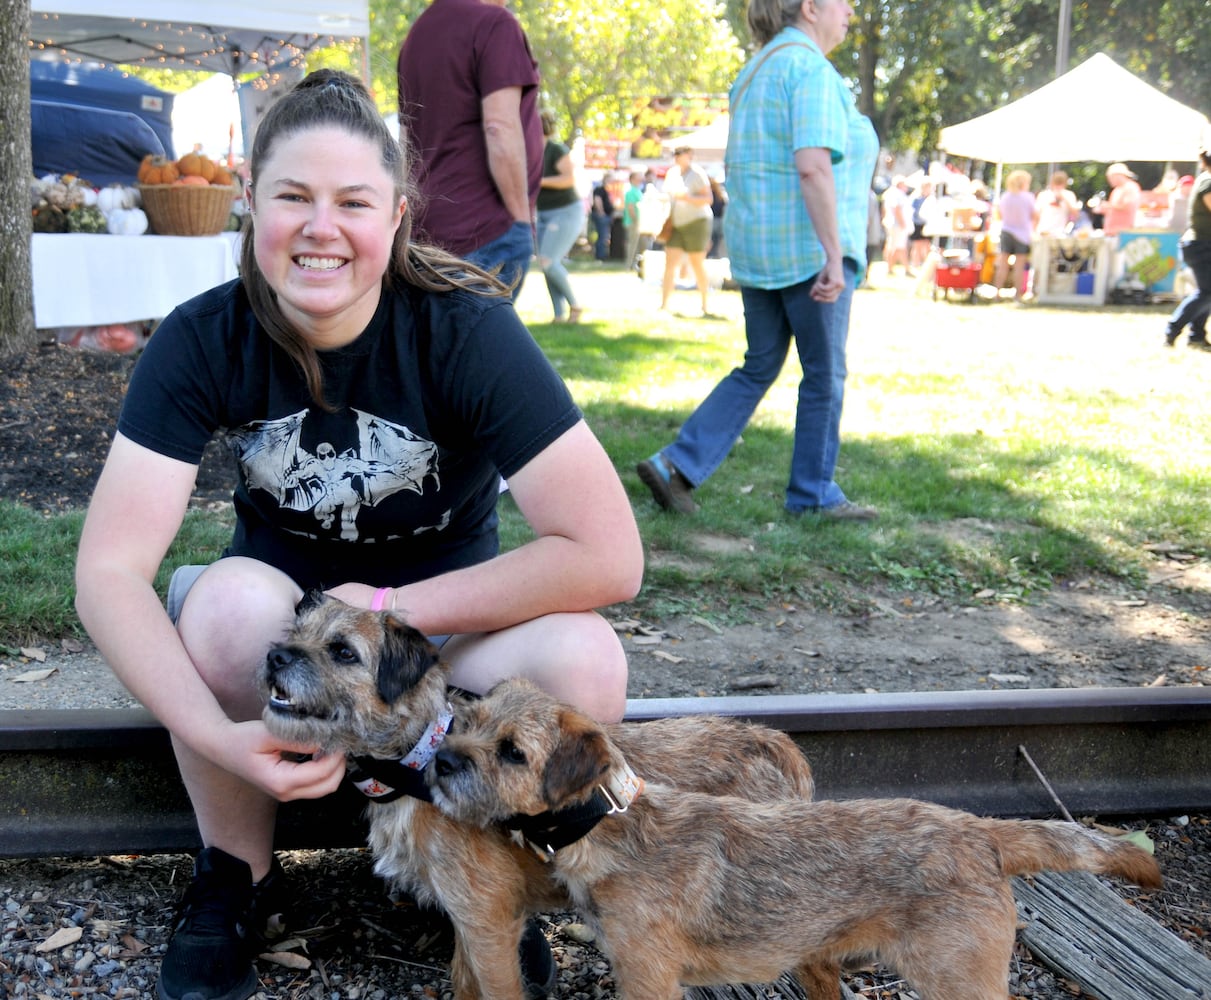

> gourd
[139,155,179,185]
[106,207,149,236]
[32,202,68,233]
[96,184,140,214]
[66,205,108,234]
[177,152,217,183]
[174,174,211,187]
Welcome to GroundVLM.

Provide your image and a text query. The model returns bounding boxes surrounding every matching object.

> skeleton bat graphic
[227,409,439,541]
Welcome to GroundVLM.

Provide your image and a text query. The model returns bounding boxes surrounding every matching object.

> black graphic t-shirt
[118,279,581,591]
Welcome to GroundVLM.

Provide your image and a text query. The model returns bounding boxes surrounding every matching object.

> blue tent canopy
[32,100,166,186]
[30,61,175,184]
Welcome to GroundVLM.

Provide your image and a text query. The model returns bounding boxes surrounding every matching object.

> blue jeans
[1167,239,1211,341]
[591,213,612,261]
[537,200,585,318]
[663,261,857,512]
[465,220,535,301]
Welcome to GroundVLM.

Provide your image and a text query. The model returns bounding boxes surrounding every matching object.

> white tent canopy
[30,2,369,75]
[938,53,1208,164]
[664,114,730,161]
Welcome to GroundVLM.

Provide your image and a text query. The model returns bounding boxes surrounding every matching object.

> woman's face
[806,0,854,54]
[251,126,405,346]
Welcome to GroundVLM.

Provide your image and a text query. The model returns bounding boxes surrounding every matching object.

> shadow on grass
[562,400,1208,608]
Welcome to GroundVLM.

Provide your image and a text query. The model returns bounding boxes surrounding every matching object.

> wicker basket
[137,183,239,236]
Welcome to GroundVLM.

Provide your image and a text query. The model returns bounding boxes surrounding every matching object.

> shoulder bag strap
[730,40,812,112]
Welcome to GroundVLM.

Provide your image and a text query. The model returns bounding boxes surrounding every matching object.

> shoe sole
[821,506,879,521]
[156,966,257,1000]
[636,460,696,514]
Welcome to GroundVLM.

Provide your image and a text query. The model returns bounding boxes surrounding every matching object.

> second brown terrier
[428,678,1165,1000]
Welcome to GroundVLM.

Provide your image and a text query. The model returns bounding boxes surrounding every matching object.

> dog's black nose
[434,747,465,778]
[266,647,295,675]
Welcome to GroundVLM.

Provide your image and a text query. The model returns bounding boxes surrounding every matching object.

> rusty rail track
[3,686,1209,859]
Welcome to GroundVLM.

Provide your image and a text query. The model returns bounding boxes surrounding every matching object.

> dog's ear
[542,710,613,808]
[376,618,440,706]
[295,589,327,615]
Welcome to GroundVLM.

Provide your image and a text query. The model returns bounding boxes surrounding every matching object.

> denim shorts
[166,564,207,624]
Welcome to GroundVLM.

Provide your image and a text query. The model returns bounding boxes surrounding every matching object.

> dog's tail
[986,819,1163,889]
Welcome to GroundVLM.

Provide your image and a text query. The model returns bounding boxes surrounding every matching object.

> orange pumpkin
[138,155,180,185]
[177,152,217,182]
[211,165,234,187]
[174,175,211,186]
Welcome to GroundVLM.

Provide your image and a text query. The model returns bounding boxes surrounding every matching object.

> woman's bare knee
[446,612,628,722]
[176,558,300,717]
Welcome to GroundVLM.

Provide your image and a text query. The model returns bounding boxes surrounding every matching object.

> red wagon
[933,261,982,302]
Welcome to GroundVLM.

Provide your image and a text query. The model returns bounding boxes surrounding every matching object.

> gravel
[2,814,1208,1000]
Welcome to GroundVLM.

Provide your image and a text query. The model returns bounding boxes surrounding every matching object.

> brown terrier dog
[259,594,816,1000]
[428,678,1165,1000]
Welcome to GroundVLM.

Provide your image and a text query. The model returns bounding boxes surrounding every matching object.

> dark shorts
[1000,231,1032,256]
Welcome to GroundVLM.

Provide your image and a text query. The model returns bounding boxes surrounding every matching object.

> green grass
[3,270,1209,645]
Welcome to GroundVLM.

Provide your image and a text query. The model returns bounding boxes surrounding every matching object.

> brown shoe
[820,500,879,521]
[789,500,879,521]
[636,455,698,514]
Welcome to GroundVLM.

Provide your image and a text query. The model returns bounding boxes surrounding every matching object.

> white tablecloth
[31,232,241,329]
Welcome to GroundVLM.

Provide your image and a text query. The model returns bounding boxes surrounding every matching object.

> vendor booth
[27,1,369,329]
[938,53,1209,306]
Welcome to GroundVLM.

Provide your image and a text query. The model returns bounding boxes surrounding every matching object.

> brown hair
[747,0,807,47]
[240,69,506,409]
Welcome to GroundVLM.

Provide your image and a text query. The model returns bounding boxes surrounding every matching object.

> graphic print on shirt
[227,408,441,541]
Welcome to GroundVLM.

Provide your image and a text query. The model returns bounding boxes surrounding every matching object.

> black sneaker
[248,855,290,945]
[156,848,259,1000]
[519,917,558,999]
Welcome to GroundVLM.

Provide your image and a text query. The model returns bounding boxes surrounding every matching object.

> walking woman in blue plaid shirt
[638,0,879,520]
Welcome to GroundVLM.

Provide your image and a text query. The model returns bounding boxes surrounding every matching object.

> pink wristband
[371,587,391,611]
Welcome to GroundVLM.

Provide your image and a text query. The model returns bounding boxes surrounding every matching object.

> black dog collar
[348,702,454,804]
[501,765,645,861]
[348,755,433,803]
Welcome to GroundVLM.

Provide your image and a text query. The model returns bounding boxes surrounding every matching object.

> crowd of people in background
[864,153,1204,310]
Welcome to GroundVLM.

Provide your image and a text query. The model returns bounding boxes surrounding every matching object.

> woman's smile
[251,125,404,347]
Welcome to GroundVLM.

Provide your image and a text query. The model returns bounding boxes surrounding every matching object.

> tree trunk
[0,0,35,361]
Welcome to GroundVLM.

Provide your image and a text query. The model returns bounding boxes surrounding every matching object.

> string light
[27,12,343,74]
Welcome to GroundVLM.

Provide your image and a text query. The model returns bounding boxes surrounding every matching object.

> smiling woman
[70,68,644,1000]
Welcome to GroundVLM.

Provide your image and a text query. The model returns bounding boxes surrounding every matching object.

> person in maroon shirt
[398,0,543,298]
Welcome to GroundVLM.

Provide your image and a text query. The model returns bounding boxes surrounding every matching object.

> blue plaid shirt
[723,28,878,288]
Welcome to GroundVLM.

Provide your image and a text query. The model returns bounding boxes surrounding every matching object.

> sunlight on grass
[3,268,1209,642]
[515,269,1211,619]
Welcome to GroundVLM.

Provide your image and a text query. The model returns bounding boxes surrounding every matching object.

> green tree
[375,0,741,137]
[515,0,742,137]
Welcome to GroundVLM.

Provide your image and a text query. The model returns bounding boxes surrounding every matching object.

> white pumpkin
[106,207,149,236]
[96,184,139,214]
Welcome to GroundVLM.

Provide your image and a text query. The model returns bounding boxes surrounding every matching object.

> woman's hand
[224,719,347,802]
